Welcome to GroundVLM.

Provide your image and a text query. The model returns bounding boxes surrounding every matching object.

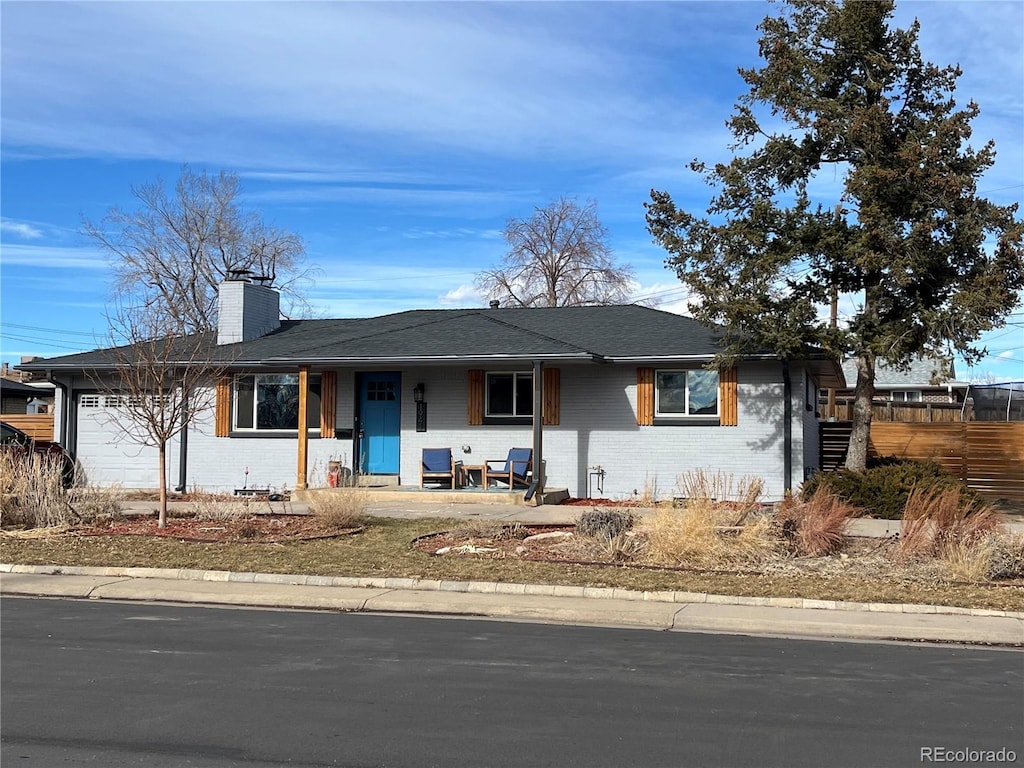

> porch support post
[529,360,544,503]
[297,365,309,491]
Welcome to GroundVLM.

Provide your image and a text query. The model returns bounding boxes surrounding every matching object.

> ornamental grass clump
[778,487,858,557]
[191,492,255,522]
[1,451,123,529]
[306,487,369,531]
[643,498,778,570]
[676,470,765,524]
[897,485,1010,581]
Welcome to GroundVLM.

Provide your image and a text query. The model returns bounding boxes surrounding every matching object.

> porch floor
[297,485,570,506]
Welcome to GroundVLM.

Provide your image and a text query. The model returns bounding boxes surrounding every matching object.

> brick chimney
[217,272,281,345]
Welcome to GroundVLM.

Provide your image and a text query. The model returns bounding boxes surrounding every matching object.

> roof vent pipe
[489,300,500,309]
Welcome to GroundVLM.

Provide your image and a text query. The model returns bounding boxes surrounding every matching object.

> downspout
[176,391,189,493]
[782,360,793,495]
[525,360,543,504]
[46,371,69,446]
[46,371,77,467]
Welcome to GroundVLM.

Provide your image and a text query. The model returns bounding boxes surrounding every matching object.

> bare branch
[476,196,649,307]
[82,166,315,333]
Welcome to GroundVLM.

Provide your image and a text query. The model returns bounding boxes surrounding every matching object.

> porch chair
[483,447,532,490]
[420,448,458,489]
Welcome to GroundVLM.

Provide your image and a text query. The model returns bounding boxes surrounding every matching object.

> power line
[1,323,104,338]
[0,332,90,352]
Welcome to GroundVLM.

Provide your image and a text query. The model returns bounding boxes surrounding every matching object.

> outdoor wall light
[413,383,426,403]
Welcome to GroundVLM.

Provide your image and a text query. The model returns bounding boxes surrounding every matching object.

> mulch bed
[76,515,360,544]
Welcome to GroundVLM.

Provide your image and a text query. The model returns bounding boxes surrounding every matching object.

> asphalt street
[2,597,1021,768]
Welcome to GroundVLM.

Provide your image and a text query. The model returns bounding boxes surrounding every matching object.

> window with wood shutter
[638,365,737,426]
[320,371,337,438]
[542,367,560,426]
[215,376,231,437]
[467,369,484,425]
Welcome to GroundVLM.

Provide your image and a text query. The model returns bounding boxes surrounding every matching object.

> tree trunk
[845,350,875,472]
[158,441,168,529]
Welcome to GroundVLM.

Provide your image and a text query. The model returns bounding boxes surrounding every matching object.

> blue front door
[358,372,401,475]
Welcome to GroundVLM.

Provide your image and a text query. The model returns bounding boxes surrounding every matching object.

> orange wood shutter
[467,369,484,425]
[320,371,337,438]
[636,367,654,426]
[215,376,231,437]
[719,366,738,426]
[542,367,560,426]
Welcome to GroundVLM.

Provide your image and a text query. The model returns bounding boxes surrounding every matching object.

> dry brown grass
[191,492,258,522]
[676,470,765,524]
[896,486,1013,583]
[306,487,370,531]
[642,499,779,570]
[2,516,1022,611]
[777,488,858,557]
[898,486,1004,560]
[1,452,124,528]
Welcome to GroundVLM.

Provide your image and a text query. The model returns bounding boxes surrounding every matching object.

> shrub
[801,458,975,519]
[306,487,369,530]
[576,509,635,540]
[777,488,858,557]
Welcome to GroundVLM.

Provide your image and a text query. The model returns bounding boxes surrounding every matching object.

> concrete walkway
[2,564,1022,647]
[4,498,1022,647]
[121,498,1024,536]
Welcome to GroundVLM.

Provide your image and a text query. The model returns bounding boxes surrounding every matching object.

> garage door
[76,393,178,488]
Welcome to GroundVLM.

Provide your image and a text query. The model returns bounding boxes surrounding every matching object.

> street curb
[3,562,1022,620]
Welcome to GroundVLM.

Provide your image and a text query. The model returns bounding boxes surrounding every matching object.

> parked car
[1,421,75,487]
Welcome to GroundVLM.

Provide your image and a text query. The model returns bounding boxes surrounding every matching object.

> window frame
[231,372,322,434]
[891,390,922,403]
[484,371,534,422]
[654,368,720,421]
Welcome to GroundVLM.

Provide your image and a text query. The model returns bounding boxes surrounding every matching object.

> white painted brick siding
[217,281,281,345]
[65,362,819,499]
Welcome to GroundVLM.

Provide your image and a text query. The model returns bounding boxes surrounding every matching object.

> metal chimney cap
[489,300,500,309]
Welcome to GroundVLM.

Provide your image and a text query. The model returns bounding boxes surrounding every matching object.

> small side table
[460,464,486,488]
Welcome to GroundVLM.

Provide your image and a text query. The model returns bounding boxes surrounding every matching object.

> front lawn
[2,516,1022,612]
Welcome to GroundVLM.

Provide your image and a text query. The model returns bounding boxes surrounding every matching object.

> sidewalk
[4,498,1022,647]
[120,498,1024,536]
[2,565,1022,647]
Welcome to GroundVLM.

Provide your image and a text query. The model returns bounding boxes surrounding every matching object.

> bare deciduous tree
[87,302,230,528]
[83,166,312,333]
[476,197,640,307]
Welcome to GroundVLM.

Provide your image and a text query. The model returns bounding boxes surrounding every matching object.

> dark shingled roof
[19,306,741,369]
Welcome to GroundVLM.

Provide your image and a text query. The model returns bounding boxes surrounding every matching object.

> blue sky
[2,0,1022,383]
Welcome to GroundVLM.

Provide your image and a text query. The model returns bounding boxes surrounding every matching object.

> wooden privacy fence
[824,401,968,422]
[1,413,55,441]
[820,422,1024,501]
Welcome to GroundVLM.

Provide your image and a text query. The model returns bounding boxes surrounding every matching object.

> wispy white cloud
[439,284,486,307]
[0,243,108,270]
[0,219,43,239]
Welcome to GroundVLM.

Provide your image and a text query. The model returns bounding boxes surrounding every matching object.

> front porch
[293,485,571,507]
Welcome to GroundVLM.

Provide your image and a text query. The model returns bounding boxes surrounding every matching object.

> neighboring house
[835,356,968,405]
[0,378,55,415]
[18,277,843,500]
